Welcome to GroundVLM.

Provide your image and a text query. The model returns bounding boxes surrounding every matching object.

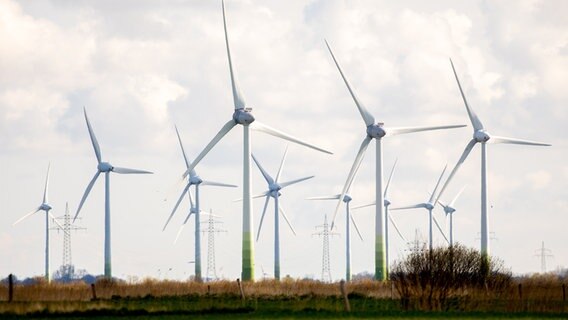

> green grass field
[1,294,567,319]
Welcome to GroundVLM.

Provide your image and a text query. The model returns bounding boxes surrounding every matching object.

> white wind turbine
[436,59,551,257]
[352,159,408,277]
[391,165,448,251]
[306,193,363,282]
[13,163,65,282]
[325,40,465,280]
[163,126,237,281]
[179,1,332,281]
[252,147,313,280]
[437,186,466,246]
[74,108,153,279]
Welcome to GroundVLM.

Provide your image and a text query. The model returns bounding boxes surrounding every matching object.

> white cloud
[0,0,564,279]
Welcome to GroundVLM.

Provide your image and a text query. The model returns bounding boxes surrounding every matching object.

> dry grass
[0,278,393,302]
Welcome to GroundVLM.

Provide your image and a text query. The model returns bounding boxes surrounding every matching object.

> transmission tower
[51,202,86,278]
[313,214,339,282]
[201,209,226,281]
[406,229,427,254]
[535,241,553,273]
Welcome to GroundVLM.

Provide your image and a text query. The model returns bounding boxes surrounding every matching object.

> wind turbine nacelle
[189,176,203,185]
[40,204,52,211]
[342,195,352,203]
[474,130,491,142]
[425,203,434,210]
[270,190,282,198]
[384,199,391,206]
[98,162,113,172]
[367,124,386,139]
[233,109,255,125]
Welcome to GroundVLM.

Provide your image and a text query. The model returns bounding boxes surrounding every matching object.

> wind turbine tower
[436,59,550,259]
[180,1,331,281]
[13,163,65,282]
[163,126,236,282]
[252,147,313,280]
[325,41,465,280]
[313,214,339,282]
[74,108,153,279]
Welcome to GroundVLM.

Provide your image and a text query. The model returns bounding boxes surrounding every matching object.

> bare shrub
[390,244,512,310]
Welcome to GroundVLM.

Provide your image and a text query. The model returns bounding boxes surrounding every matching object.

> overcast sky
[1,0,566,281]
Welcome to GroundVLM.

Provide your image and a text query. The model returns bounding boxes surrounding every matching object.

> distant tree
[390,244,511,310]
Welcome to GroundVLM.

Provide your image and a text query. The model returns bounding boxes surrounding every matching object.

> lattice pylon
[201,209,226,281]
[313,214,339,282]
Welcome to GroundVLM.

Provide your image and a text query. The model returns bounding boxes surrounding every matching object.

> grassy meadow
[0,275,567,319]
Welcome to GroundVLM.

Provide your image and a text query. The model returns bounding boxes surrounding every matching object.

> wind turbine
[352,159,408,277]
[436,59,551,257]
[437,186,466,246]
[74,108,153,279]
[391,165,447,251]
[306,193,363,282]
[179,1,332,281]
[163,126,237,281]
[252,147,312,280]
[325,40,465,280]
[13,163,65,282]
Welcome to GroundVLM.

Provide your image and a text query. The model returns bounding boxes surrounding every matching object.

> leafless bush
[390,244,512,310]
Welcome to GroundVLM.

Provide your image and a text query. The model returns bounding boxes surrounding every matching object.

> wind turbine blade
[324,40,375,127]
[384,158,398,198]
[388,215,407,242]
[188,188,195,209]
[48,211,66,232]
[182,120,237,179]
[256,196,271,241]
[391,203,427,210]
[351,202,376,210]
[74,171,101,222]
[174,125,195,175]
[489,135,551,146]
[449,186,467,207]
[83,107,102,163]
[163,183,191,231]
[433,215,449,244]
[386,125,466,136]
[222,0,246,109]
[43,163,50,204]
[428,165,448,204]
[13,207,41,225]
[350,214,364,241]
[449,58,484,130]
[112,167,153,174]
[250,121,333,155]
[330,136,372,229]
[234,191,269,202]
[275,145,288,183]
[436,199,449,209]
[279,176,314,189]
[251,154,274,185]
[436,139,477,205]
[306,194,341,200]
[279,205,296,236]
[174,211,194,245]
[201,181,238,188]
